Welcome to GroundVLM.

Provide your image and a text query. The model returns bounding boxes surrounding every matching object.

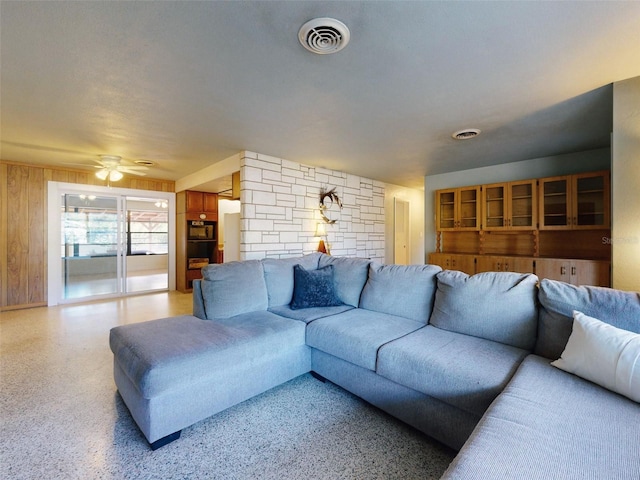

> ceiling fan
[94,155,148,181]
[66,155,149,181]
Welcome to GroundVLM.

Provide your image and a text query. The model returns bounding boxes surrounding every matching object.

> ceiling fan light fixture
[109,170,124,182]
[95,169,109,180]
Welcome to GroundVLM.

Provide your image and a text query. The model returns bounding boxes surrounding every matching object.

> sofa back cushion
[200,260,268,319]
[262,253,322,307]
[536,279,640,359]
[359,263,441,322]
[318,255,371,307]
[429,271,539,350]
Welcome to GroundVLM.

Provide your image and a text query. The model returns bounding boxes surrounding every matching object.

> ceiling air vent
[452,128,481,140]
[134,160,155,167]
[298,18,350,55]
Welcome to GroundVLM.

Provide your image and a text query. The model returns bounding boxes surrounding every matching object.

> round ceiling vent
[298,18,350,55]
[452,128,481,140]
[134,160,155,167]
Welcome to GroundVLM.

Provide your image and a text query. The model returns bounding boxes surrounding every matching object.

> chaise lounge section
[110,253,640,478]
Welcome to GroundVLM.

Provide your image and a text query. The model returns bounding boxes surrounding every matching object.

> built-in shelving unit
[176,190,219,292]
[430,170,611,287]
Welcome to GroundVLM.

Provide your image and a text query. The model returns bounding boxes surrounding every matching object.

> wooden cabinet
[176,191,219,292]
[534,258,610,287]
[428,253,475,275]
[435,186,481,231]
[539,171,609,230]
[482,180,537,230]
[429,252,609,287]
[184,190,218,219]
[476,255,534,274]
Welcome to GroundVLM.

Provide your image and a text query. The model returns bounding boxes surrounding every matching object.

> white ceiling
[1,1,639,190]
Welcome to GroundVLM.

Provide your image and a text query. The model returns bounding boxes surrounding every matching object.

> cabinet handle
[571,266,576,276]
[504,262,509,271]
[452,259,457,267]
[573,217,577,226]
[561,266,566,275]
[497,262,501,271]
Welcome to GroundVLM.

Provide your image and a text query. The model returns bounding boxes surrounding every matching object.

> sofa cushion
[441,355,640,480]
[552,311,640,403]
[109,313,306,399]
[318,255,371,307]
[200,260,268,319]
[359,263,442,322]
[290,264,343,310]
[306,309,424,371]
[429,270,539,350]
[536,279,640,359]
[262,253,322,307]
[377,325,529,417]
[269,304,353,324]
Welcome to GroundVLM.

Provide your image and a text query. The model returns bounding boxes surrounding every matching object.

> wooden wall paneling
[28,167,46,304]
[441,231,479,254]
[0,163,7,307]
[52,169,69,183]
[481,231,536,256]
[7,165,29,306]
[538,230,611,260]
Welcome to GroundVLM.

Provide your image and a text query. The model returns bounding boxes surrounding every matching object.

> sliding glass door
[48,182,175,305]
[125,197,170,294]
[61,193,121,299]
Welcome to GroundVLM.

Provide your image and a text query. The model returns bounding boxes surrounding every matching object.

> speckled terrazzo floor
[1,292,455,479]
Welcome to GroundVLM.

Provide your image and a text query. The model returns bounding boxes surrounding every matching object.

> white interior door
[394,198,410,265]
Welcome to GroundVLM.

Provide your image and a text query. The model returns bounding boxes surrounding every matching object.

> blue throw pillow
[290,264,343,310]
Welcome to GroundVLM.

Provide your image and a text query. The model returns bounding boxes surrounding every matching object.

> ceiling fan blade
[61,162,103,168]
[118,165,148,170]
[118,167,147,176]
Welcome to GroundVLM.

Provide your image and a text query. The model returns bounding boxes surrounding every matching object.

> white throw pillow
[552,311,640,403]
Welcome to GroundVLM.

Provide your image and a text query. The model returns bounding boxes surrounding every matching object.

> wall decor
[319,187,343,224]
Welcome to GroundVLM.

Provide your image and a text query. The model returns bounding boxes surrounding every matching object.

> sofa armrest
[192,279,207,319]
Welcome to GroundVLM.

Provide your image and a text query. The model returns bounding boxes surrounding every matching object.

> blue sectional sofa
[109,253,640,478]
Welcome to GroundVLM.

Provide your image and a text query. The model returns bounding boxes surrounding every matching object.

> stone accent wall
[240,151,385,261]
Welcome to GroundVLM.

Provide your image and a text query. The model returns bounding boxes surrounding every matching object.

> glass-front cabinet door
[572,171,610,229]
[539,172,609,230]
[483,183,506,229]
[435,187,480,231]
[509,180,536,229]
[457,186,480,230]
[539,176,570,229]
[436,189,457,230]
[482,180,536,230]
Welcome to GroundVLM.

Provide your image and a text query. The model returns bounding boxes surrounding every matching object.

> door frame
[47,181,175,306]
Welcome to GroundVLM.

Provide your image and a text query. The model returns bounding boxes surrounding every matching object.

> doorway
[47,182,175,305]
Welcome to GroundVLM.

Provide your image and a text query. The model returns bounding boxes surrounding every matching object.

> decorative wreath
[319,187,343,224]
